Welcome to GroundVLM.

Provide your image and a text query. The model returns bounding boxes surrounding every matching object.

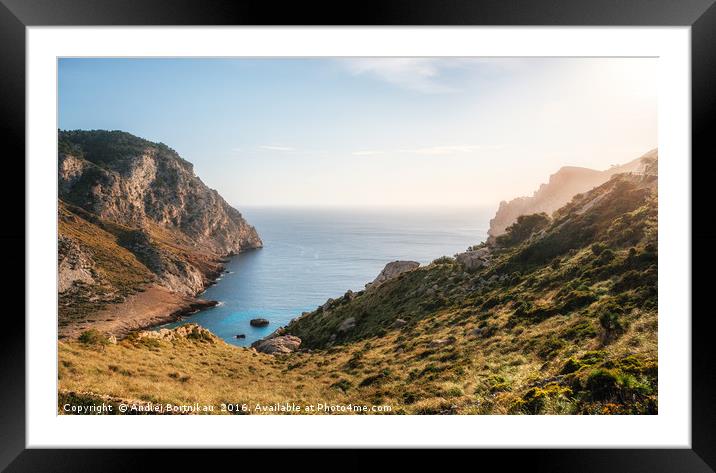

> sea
[161,206,492,346]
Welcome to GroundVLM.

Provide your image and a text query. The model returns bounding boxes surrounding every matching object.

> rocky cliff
[58,130,262,335]
[487,149,656,241]
[59,130,261,255]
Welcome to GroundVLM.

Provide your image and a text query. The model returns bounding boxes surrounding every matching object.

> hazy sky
[58,58,657,208]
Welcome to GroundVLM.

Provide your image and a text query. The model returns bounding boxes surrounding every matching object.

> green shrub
[402,391,419,404]
[559,290,597,312]
[537,336,566,359]
[496,213,550,247]
[516,384,573,414]
[595,248,615,265]
[330,379,352,392]
[486,374,511,393]
[359,369,391,387]
[585,368,620,400]
[78,329,110,347]
[560,321,598,341]
[599,312,624,343]
[584,368,650,402]
[591,243,607,256]
[432,256,455,265]
[561,351,606,374]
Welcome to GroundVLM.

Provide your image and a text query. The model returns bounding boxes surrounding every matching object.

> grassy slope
[58,201,155,326]
[59,200,224,329]
[59,173,658,414]
[59,330,342,411]
[58,130,227,328]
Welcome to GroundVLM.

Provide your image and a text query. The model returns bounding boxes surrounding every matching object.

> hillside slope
[280,171,658,413]
[487,149,656,240]
[60,170,658,415]
[58,130,262,337]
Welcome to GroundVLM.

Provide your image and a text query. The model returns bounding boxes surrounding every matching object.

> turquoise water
[162,207,491,346]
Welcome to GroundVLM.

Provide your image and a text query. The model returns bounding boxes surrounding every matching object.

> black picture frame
[2,0,713,470]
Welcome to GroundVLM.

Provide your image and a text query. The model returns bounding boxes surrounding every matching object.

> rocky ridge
[487,150,656,241]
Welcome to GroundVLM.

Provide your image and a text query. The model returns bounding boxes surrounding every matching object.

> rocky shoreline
[59,253,234,341]
[126,249,270,338]
[59,244,273,341]
[58,285,218,340]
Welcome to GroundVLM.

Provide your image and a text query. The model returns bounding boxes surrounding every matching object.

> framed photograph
[4,0,714,469]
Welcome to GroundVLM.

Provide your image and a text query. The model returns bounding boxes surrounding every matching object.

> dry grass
[59,298,656,415]
[58,174,658,415]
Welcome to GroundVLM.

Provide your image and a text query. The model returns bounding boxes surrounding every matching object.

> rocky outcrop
[57,130,262,332]
[136,323,217,343]
[58,235,98,293]
[250,318,270,327]
[487,150,654,241]
[337,317,356,333]
[366,260,420,289]
[455,246,491,271]
[58,130,262,256]
[252,335,302,354]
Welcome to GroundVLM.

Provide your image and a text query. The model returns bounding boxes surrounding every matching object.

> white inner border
[27,27,691,448]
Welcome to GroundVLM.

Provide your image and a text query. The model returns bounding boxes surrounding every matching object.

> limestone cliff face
[58,130,262,256]
[57,130,262,320]
[487,149,656,241]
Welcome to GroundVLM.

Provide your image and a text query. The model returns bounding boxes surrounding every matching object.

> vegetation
[495,213,550,247]
[59,172,657,415]
[58,201,155,326]
[59,129,185,168]
[78,329,111,348]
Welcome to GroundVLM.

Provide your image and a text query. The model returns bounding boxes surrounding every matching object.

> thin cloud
[259,145,294,152]
[352,150,386,156]
[400,145,495,155]
[353,144,502,157]
[342,58,457,94]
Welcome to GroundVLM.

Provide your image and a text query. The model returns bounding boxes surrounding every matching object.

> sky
[58,57,657,208]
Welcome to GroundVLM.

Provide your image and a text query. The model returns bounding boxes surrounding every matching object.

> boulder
[455,249,490,271]
[265,327,286,338]
[468,328,483,338]
[323,298,335,309]
[338,317,356,333]
[250,318,270,327]
[235,334,246,339]
[430,336,457,348]
[252,335,302,354]
[394,318,407,327]
[366,261,420,289]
